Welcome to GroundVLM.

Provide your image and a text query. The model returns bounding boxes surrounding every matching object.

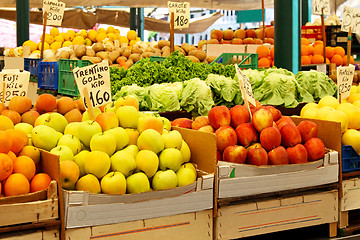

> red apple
[192,116,210,130]
[280,124,302,147]
[276,116,295,126]
[246,29,257,38]
[265,106,282,121]
[235,123,258,147]
[254,38,263,44]
[268,146,289,165]
[208,106,231,130]
[252,107,274,132]
[286,144,308,164]
[304,138,325,161]
[249,99,262,115]
[243,38,255,44]
[231,38,243,44]
[297,120,318,143]
[246,142,262,151]
[207,39,219,44]
[260,126,281,151]
[234,29,246,39]
[216,149,222,162]
[211,29,223,41]
[230,105,250,128]
[215,126,237,152]
[222,145,247,164]
[265,26,274,38]
[255,29,264,39]
[223,29,234,40]
[171,118,193,129]
[264,38,274,45]
[198,125,215,133]
[197,39,207,50]
[247,147,268,166]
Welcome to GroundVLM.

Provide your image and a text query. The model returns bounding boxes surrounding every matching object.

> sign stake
[262,0,266,41]
[321,8,326,64]
[41,11,48,59]
[170,11,175,53]
[2,82,5,104]
[347,27,352,66]
[83,87,95,121]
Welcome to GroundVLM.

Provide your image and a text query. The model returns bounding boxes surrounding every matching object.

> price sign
[43,0,65,26]
[0,70,30,105]
[168,1,190,29]
[235,65,256,107]
[73,61,112,109]
[341,6,360,36]
[337,64,355,101]
[312,0,330,16]
[316,64,327,74]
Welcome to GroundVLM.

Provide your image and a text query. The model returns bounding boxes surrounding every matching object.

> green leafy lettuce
[148,82,183,112]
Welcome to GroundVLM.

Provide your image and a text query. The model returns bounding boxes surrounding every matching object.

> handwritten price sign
[341,6,360,36]
[337,64,355,101]
[43,0,65,26]
[312,0,330,16]
[0,70,30,105]
[168,1,190,29]
[235,65,256,107]
[73,61,112,109]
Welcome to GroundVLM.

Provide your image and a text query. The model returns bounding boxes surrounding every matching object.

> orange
[325,46,334,59]
[35,94,57,114]
[307,45,314,56]
[6,129,28,155]
[258,57,271,69]
[343,55,355,66]
[313,40,324,48]
[13,156,35,181]
[331,54,343,66]
[0,131,11,154]
[334,46,345,57]
[4,173,30,196]
[272,60,275,67]
[0,103,6,114]
[301,45,309,56]
[30,173,52,193]
[1,110,21,125]
[308,55,313,63]
[312,54,324,64]
[270,47,274,59]
[256,45,270,58]
[301,56,312,65]
[313,45,324,56]
[126,30,137,41]
[326,58,330,64]
[7,151,16,162]
[0,153,13,181]
[301,38,310,46]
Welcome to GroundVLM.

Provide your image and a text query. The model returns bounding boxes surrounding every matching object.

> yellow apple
[60,160,80,190]
[101,172,126,194]
[76,174,101,193]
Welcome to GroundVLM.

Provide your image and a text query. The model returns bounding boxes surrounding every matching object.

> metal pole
[16,0,30,46]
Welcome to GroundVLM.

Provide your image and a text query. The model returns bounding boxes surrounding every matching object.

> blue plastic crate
[37,61,59,90]
[24,58,41,76]
[342,145,360,173]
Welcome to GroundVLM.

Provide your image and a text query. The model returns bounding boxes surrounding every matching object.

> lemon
[350,85,358,95]
[22,40,38,52]
[40,33,54,45]
[318,95,340,109]
[84,38,92,46]
[300,102,318,117]
[96,32,107,43]
[119,36,128,44]
[107,32,117,41]
[50,27,59,37]
[337,103,360,129]
[59,32,66,38]
[72,36,85,45]
[38,42,50,50]
[114,29,120,34]
[115,33,121,40]
[353,100,360,108]
[87,29,97,42]
[322,110,348,133]
[129,39,139,46]
[127,30,137,41]
[50,41,62,51]
[342,129,360,154]
[348,93,360,103]
[77,29,87,38]
[54,35,64,43]
[106,26,115,33]
[32,50,41,54]
[62,41,72,47]
[97,28,106,33]
[64,30,76,41]
[303,107,319,119]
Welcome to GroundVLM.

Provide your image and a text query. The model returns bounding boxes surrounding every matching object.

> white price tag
[73,61,112,109]
[312,0,330,16]
[337,64,355,101]
[43,0,65,26]
[235,65,256,107]
[0,70,30,105]
[341,6,360,36]
[316,64,327,74]
[168,1,190,29]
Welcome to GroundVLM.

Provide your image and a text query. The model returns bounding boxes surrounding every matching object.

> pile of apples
[172,103,326,166]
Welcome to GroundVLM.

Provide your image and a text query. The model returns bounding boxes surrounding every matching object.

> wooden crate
[340,178,360,229]
[0,228,59,240]
[65,210,213,240]
[215,190,338,239]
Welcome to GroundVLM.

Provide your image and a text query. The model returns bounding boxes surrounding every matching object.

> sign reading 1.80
[73,61,112,109]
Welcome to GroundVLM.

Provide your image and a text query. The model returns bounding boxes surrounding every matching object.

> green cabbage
[242,69,265,88]
[148,82,183,112]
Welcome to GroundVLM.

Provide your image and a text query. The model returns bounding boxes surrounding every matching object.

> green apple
[104,101,117,112]
[110,151,136,177]
[122,145,139,157]
[159,117,171,131]
[137,129,164,154]
[162,130,183,149]
[104,127,129,151]
[36,112,68,133]
[101,171,126,194]
[176,163,197,187]
[82,107,102,121]
[74,150,90,177]
[31,125,61,151]
[57,134,82,155]
[50,145,74,161]
[78,120,102,148]
[152,170,178,190]
[14,122,33,134]
[116,106,139,128]
[180,140,191,163]
[126,172,150,194]
[90,132,117,156]
[159,148,182,171]
[135,150,159,178]
[84,151,111,179]
[64,122,81,138]
[76,174,101,193]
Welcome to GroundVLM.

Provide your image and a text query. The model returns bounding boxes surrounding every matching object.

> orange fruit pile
[256,45,274,69]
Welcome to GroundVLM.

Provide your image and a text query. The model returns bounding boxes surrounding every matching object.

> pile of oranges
[256,45,275,69]
[301,38,354,66]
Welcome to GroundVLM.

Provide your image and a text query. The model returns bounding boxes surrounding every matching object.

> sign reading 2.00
[168,1,190,29]
[73,61,112,109]
[43,0,65,26]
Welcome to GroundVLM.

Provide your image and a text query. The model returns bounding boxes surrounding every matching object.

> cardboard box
[217,117,341,199]
[0,228,59,240]
[66,210,213,240]
[246,44,273,53]
[339,178,360,228]
[215,190,338,239]
[202,44,246,57]
[4,57,24,70]
[64,127,217,229]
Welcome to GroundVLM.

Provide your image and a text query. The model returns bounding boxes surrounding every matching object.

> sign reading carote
[73,61,112,109]
[337,64,355,101]
[235,65,256,107]
[341,6,360,36]
[0,70,30,105]
[43,0,65,26]
[312,0,330,16]
[168,1,190,29]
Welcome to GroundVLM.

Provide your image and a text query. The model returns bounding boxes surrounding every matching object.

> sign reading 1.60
[168,1,190,29]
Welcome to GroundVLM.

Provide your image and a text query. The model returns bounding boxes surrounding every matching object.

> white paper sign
[43,0,65,26]
[235,65,256,107]
[312,0,330,16]
[168,1,190,29]
[316,64,327,74]
[341,6,360,36]
[337,64,355,101]
[0,70,30,105]
[73,61,112,109]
